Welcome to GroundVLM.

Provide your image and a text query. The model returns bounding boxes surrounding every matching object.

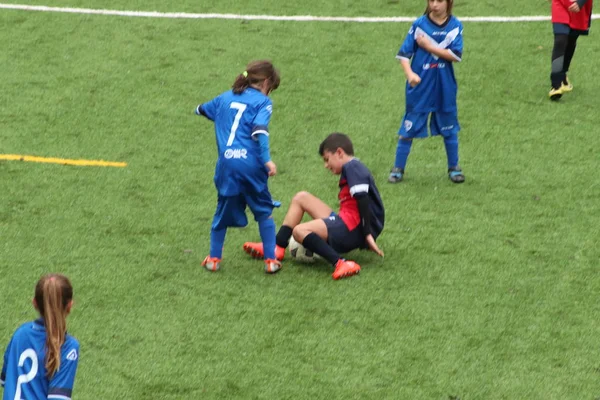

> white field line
[1,3,599,22]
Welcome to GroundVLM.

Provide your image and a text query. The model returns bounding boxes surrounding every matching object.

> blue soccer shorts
[211,190,274,231]
[322,213,365,254]
[398,111,460,139]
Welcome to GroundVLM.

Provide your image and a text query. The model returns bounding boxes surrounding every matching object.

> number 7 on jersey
[227,102,247,146]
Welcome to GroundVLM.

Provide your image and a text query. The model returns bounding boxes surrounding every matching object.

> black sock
[551,34,568,88]
[563,33,579,78]
[302,233,340,266]
[275,225,293,249]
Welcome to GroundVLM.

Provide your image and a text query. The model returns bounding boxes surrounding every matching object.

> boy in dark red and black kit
[243,132,385,280]
[549,0,593,100]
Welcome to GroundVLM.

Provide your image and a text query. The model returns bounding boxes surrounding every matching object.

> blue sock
[394,138,413,170]
[210,228,227,259]
[443,133,459,169]
[258,218,276,260]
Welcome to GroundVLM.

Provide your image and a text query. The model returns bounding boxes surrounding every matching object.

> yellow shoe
[561,76,573,92]
[549,86,564,101]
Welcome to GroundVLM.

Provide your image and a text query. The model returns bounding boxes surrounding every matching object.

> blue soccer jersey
[396,14,463,113]
[1,319,79,400]
[196,87,273,197]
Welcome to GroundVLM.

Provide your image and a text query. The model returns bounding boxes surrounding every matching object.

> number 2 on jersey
[14,349,38,400]
[227,102,247,146]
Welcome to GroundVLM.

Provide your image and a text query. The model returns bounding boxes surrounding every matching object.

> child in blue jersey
[195,60,282,274]
[388,0,465,184]
[243,133,385,280]
[2,274,79,400]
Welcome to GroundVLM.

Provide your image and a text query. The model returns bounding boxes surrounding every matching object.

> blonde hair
[35,274,73,377]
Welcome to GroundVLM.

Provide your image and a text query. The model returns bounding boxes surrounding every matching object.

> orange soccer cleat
[243,242,285,261]
[202,256,221,272]
[264,258,282,274]
[332,259,361,280]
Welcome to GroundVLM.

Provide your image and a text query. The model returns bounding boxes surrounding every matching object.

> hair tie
[242,71,248,78]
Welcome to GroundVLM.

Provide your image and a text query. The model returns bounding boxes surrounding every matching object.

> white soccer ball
[288,236,321,263]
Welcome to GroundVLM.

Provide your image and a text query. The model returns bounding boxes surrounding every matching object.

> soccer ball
[288,236,320,263]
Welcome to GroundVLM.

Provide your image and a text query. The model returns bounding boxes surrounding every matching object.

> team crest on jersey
[66,349,78,361]
[404,120,413,132]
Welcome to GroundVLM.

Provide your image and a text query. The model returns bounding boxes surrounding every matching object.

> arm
[399,58,421,87]
[570,0,587,11]
[416,24,463,63]
[1,337,12,388]
[345,162,383,257]
[194,105,209,119]
[354,194,384,257]
[397,23,421,87]
[355,193,372,237]
[252,101,277,176]
[255,133,276,176]
[399,58,413,79]
[427,46,460,62]
[415,37,461,62]
[194,96,218,121]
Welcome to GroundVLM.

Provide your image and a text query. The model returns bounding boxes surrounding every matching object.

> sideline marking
[0,154,127,167]
[1,4,599,23]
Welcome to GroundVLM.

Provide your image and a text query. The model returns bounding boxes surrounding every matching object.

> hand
[265,160,277,176]
[407,71,421,87]
[365,234,384,257]
[416,34,433,51]
[569,0,580,12]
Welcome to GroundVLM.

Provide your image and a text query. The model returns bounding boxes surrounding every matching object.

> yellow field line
[0,154,127,168]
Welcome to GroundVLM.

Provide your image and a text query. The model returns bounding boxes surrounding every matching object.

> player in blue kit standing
[388,0,465,184]
[195,60,282,274]
[1,274,79,400]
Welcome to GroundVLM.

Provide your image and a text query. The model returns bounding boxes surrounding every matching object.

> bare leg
[293,219,329,242]
[282,191,333,227]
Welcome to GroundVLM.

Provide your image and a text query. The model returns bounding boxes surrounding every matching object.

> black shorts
[323,213,365,254]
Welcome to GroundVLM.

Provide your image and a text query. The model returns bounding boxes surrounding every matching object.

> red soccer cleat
[332,259,361,280]
[202,256,221,272]
[264,258,282,274]
[243,242,285,261]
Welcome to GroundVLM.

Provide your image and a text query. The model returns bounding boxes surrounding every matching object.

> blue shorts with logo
[398,111,460,139]
[211,190,274,231]
[323,213,365,254]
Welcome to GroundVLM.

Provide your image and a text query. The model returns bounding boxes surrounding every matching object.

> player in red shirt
[243,133,385,280]
[549,0,593,100]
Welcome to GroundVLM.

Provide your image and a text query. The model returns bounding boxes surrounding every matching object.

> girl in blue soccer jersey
[1,274,79,400]
[195,60,282,274]
[388,0,465,184]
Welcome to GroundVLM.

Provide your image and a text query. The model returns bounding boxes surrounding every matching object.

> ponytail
[231,60,281,95]
[232,72,250,94]
[35,274,73,377]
